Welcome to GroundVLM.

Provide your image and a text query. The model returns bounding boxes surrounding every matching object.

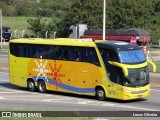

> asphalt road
[0,72,160,112]
[0,55,8,63]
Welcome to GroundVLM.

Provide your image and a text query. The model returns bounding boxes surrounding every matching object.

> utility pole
[0,9,2,49]
[103,0,106,41]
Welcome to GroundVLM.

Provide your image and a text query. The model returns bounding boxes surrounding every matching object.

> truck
[68,24,151,46]
[0,26,12,42]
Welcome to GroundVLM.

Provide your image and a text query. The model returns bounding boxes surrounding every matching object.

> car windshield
[118,49,146,64]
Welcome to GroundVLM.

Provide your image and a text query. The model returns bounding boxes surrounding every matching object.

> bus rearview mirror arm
[108,61,128,77]
[147,60,156,72]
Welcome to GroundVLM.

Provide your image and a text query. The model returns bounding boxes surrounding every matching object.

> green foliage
[55,0,104,37]
[27,17,47,38]
[27,17,58,38]
[1,0,160,44]
[57,0,160,42]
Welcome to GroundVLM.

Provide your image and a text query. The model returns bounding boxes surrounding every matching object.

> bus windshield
[98,48,148,87]
[118,49,146,64]
[123,66,149,87]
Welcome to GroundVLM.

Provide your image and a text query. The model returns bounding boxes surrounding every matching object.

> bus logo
[32,56,51,82]
[48,61,65,89]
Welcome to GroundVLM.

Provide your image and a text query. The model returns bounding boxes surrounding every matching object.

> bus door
[100,49,122,99]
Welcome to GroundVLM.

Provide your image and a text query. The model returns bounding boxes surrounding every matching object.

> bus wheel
[38,81,46,93]
[96,87,106,101]
[27,80,36,92]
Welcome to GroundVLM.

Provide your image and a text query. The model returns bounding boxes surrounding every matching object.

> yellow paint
[108,61,148,76]
[9,38,152,100]
[147,60,156,72]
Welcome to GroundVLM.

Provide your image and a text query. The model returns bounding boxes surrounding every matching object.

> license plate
[137,94,142,98]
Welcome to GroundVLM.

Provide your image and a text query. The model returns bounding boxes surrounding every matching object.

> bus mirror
[108,61,128,76]
[147,60,156,72]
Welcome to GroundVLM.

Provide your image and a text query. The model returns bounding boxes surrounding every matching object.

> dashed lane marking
[151,89,160,92]
[0,72,9,74]
[0,79,9,81]
[0,96,5,99]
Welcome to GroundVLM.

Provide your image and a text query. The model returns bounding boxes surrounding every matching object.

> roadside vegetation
[0,0,160,43]
[2,17,51,38]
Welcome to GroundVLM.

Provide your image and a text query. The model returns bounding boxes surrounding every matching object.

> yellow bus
[9,38,156,100]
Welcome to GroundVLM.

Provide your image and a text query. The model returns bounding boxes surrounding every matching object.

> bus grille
[131,89,148,94]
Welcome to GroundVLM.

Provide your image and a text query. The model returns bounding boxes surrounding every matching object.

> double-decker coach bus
[9,38,156,100]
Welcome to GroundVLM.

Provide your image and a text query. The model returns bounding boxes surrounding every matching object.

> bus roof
[9,38,96,47]
[10,38,140,51]
[96,41,140,51]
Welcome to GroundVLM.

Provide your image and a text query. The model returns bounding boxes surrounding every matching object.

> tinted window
[99,49,119,63]
[119,49,146,64]
[10,43,100,66]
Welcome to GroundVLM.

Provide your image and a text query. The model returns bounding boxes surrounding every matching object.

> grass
[2,16,51,37]
[3,16,33,37]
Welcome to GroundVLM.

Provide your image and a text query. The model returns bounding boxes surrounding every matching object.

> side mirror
[108,61,128,76]
[147,60,156,72]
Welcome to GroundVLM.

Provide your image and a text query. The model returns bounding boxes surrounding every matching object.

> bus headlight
[146,87,150,91]
[122,88,132,93]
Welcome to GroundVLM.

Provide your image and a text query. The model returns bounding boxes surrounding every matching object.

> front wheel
[96,87,106,101]
[38,81,46,93]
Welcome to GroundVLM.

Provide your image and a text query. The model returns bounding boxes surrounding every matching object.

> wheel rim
[39,82,45,92]
[98,90,104,98]
[28,82,34,89]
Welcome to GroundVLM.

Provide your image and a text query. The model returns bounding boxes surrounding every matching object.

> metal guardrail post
[0,9,2,49]
[14,29,17,38]
[22,30,25,38]
[45,31,48,39]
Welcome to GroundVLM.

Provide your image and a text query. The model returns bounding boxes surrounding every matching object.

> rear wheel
[27,80,36,92]
[96,87,106,101]
[38,81,46,93]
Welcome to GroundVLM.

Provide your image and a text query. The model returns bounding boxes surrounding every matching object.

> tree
[27,17,47,38]
[56,0,103,37]
[26,0,160,44]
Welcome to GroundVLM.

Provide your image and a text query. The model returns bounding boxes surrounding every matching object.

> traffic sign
[130,37,136,44]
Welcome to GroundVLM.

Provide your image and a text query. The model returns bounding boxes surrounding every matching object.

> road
[0,55,8,63]
[0,72,160,112]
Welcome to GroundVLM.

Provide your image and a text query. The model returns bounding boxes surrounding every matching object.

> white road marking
[0,96,5,99]
[118,104,159,111]
[0,85,159,111]
[0,92,23,93]
[151,89,160,92]
[0,79,9,81]
[0,91,159,111]
[0,72,9,74]
[3,96,50,98]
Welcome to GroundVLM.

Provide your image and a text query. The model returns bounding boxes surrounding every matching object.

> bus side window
[82,47,100,66]
[68,47,80,61]
[74,48,80,61]
[35,45,43,58]
[47,45,54,59]
[78,47,83,61]
[16,44,22,57]
[30,46,36,58]
[100,49,109,64]
[68,47,74,61]
[61,47,69,60]
[54,46,62,60]
[41,45,52,59]
[23,45,27,57]
[108,51,118,62]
